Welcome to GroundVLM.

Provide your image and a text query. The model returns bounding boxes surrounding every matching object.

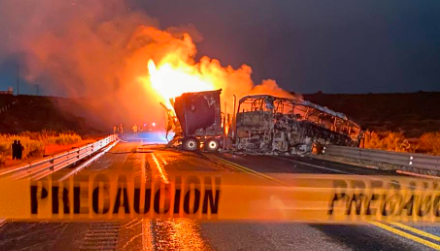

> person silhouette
[11,140,18,160]
[17,141,24,160]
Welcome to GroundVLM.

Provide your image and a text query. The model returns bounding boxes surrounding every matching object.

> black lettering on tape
[93,186,110,214]
[52,186,70,214]
[397,195,416,216]
[366,194,379,216]
[113,188,130,214]
[74,187,80,214]
[134,188,151,214]
[202,177,220,214]
[433,195,440,217]
[154,187,171,214]
[202,190,219,214]
[173,176,182,214]
[184,188,200,214]
[381,194,402,216]
[328,193,347,215]
[346,193,367,215]
[31,184,48,214]
[417,195,432,217]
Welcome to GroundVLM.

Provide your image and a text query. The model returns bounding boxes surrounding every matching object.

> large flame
[147,59,216,108]
[7,0,298,127]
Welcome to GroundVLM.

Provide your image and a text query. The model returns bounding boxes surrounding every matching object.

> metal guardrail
[323,145,440,172]
[0,134,118,179]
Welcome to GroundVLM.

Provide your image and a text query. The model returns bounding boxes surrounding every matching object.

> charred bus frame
[235,95,362,153]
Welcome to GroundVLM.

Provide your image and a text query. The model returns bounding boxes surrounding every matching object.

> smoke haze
[0,0,296,128]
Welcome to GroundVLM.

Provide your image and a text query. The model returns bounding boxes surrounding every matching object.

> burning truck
[167,89,362,154]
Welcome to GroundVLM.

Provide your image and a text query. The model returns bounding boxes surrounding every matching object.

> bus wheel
[205,139,219,152]
[183,137,199,151]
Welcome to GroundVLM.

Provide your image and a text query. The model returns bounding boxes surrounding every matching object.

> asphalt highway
[0,141,439,250]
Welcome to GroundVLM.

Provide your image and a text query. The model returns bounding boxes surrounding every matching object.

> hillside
[303,92,440,138]
[0,94,107,135]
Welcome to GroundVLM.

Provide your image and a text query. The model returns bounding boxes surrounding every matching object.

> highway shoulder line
[370,221,440,250]
[390,222,440,242]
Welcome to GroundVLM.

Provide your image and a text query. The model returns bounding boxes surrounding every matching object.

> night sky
[1,0,439,95]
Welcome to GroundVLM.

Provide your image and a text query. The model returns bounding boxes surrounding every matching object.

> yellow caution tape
[1,172,440,223]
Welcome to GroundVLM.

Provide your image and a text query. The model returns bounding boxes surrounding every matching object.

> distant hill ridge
[0,94,106,135]
[302,92,440,138]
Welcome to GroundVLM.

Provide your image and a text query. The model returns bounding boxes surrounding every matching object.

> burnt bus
[235,95,362,153]
[173,89,224,151]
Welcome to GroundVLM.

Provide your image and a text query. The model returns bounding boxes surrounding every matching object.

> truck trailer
[169,89,362,154]
[172,89,224,151]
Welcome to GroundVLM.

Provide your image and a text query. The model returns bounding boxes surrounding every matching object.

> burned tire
[205,139,219,152]
[183,137,199,151]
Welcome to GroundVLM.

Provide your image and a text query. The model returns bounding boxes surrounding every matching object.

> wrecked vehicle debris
[168,91,362,155]
[172,89,224,151]
[235,95,362,154]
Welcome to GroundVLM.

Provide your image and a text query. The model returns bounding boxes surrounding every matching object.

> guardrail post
[49,157,55,171]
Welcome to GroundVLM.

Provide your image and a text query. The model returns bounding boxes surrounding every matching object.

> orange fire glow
[146,59,217,108]
[135,27,295,118]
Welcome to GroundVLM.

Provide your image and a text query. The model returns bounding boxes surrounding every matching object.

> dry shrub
[0,131,82,165]
[419,132,440,155]
[53,133,82,145]
[20,129,57,142]
[20,130,81,145]
[0,144,8,166]
[363,130,412,152]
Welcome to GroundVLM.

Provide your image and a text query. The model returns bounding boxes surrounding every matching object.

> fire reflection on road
[153,219,210,251]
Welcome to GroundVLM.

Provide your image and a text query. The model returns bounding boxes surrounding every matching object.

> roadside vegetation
[363,130,440,155]
[0,130,82,166]
[418,132,440,155]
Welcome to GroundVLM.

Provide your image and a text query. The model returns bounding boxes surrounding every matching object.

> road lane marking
[151,153,170,184]
[370,221,440,250]
[206,154,286,186]
[390,222,440,242]
[157,153,168,165]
